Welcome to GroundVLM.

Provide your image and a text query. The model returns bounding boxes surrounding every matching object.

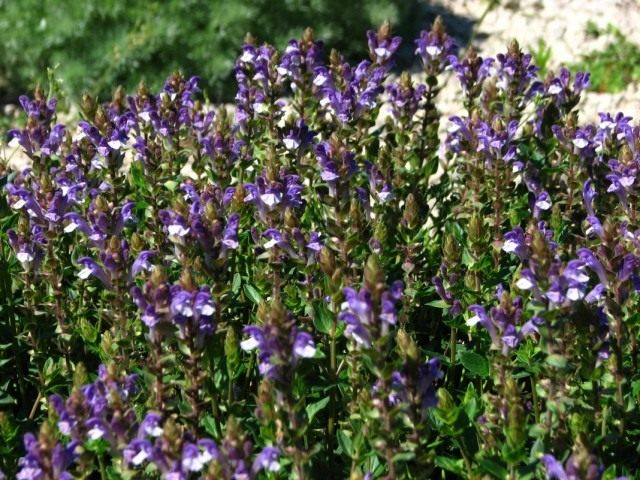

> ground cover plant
[572,22,640,94]
[1,17,640,479]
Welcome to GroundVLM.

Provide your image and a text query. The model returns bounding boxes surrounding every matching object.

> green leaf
[337,430,352,457]
[477,458,508,479]
[79,317,98,343]
[426,299,449,309]
[85,438,110,455]
[243,284,263,305]
[312,301,334,335]
[392,451,416,462]
[305,396,330,424]
[232,273,242,294]
[224,328,240,380]
[435,456,464,476]
[129,161,149,191]
[201,415,220,438]
[459,350,490,377]
[546,354,567,369]
[164,180,179,192]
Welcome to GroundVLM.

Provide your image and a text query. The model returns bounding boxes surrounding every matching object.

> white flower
[516,277,534,290]
[572,138,589,149]
[466,315,482,327]
[240,336,259,351]
[16,251,34,263]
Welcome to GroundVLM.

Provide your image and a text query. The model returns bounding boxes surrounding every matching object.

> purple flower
[40,124,66,157]
[16,434,76,480]
[448,50,493,95]
[222,213,240,249]
[418,358,443,410]
[252,447,280,475]
[130,251,155,278]
[282,118,315,151]
[582,179,598,217]
[545,68,590,108]
[77,257,112,289]
[181,440,218,473]
[386,76,426,121]
[241,312,315,381]
[139,412,163,438]
[414,18,457,75]
[339,281,403,347]
[494,42,542,101]
[366,27,401,66]
[124,439,153,467]
[293,331,317,358]
[541,454,568,480]
[306,232,323,253]
[576,248,609,288]
[467,294,537,354]
[533,191,552,218]
[502,227,527,260]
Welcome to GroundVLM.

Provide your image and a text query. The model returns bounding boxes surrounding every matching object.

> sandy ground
[432,0,640,121]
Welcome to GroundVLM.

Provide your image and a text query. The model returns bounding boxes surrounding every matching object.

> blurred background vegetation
[2,0,640,109]
[0,0,446,105]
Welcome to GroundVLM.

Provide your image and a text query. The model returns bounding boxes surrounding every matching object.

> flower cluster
[4,15,640,480]
[339,278,403,348]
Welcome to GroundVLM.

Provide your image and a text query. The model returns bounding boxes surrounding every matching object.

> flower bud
[443,233,459,265]
[112,85,125,111]
[151,266,167,286]
[137,80,150,100]
[302,27,315,44]
[81,93,97,118]
[620,144,633,165]
[330,48,342,68]
[364,254,384,293]
[464,270,480,291]
[95,195,109,212]
[403,193,418,228]
[108,235,120,253]
[131,232,145,252]
[373,221,388,247]
[505,378,526,450]
[179,269,195,291]
[34,84,45,102]
[284,208,298,228]
[100,330,113,356]
[244,32,256,46]
[437,387,454,410]
[94,106,108,131]
[348,199,363,230]
[256,379,275,422]
[73,362,88,390]
[468,213,484,245]
[397,328,419,363]
[319,247,336,275]
[331,268,343,287]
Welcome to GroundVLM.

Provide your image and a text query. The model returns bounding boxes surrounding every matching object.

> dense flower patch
[1,17,639,479]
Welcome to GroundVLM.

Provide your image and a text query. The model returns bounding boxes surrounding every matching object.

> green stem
[98,453,107,480]
[531,375,540,424]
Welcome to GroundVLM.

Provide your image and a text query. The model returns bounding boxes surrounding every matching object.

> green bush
[0,0,421,104]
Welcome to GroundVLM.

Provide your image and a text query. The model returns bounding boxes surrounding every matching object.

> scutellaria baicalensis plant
[1,16,639,480]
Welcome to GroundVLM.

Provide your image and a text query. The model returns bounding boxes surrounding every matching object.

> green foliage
[0,0,417,103]
[573,23,640,93]
[531,39,552,78]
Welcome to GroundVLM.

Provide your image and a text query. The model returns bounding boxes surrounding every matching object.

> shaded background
[0,0,477,105]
